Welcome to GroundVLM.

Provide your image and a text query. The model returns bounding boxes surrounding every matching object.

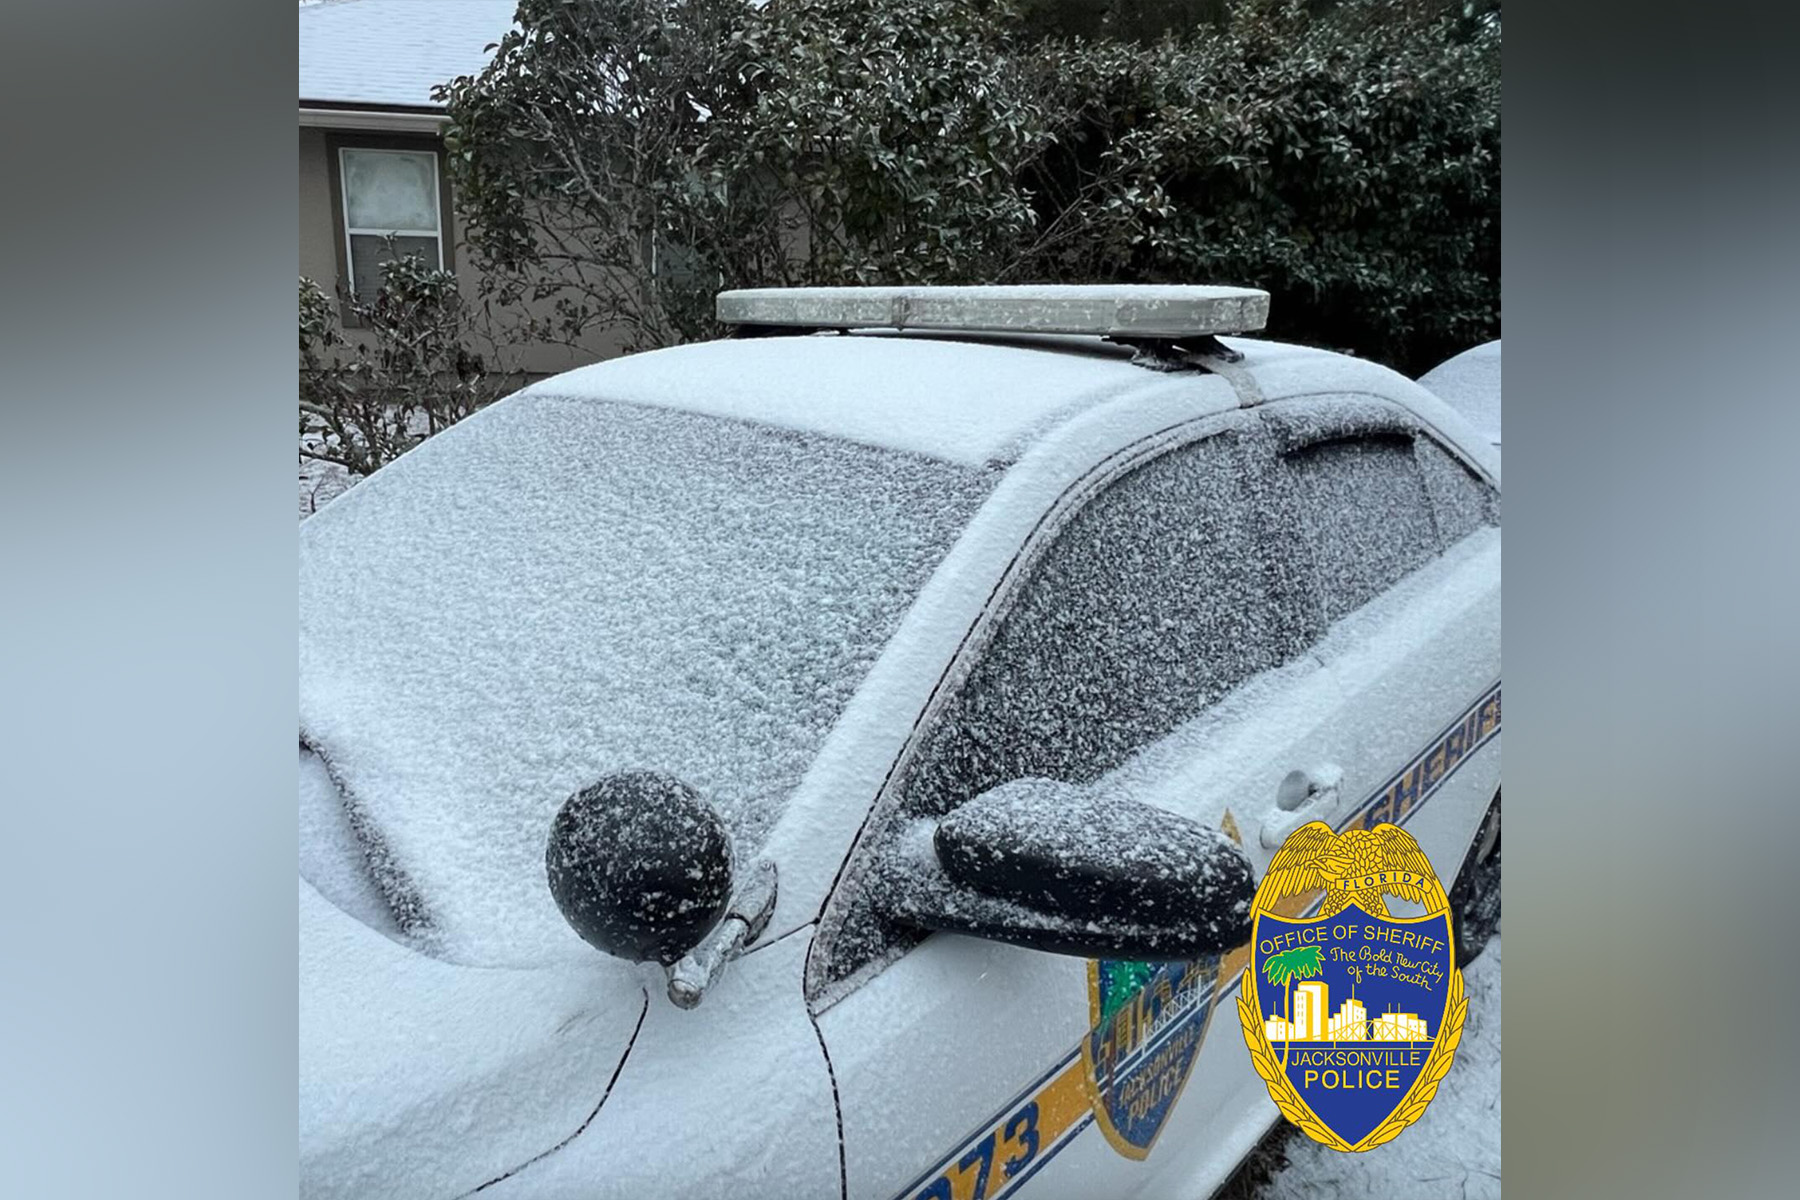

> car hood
[298,391,993,970]
[299,878,647,1199]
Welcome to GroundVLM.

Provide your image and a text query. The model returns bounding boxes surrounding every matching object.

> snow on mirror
[545,770,777,1009]
[876,778,1255,960]
[546,771,734,966]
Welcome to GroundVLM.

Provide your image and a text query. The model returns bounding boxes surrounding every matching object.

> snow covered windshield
[299,393,997,967]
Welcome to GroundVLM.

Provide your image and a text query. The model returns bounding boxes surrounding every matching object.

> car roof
[517,330,1409,469]
[1418,339,1501,446]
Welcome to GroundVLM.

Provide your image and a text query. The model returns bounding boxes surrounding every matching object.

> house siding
[298,122,625,380]
[299,127,338,287]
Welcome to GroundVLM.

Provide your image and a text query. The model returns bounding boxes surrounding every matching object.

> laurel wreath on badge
[1236,822,1470,1152]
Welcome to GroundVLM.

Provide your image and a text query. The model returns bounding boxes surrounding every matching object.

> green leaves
[434,0,1498,371]
[298,250,501,477]
[1009,0,1500,371]
[1099,960,1159,1023]
[1262,944,1326,988]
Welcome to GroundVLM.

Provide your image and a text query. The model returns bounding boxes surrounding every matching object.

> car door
[1036,398,1508,1198]
[1256,395,1503,903]
[807,413,1364,1200]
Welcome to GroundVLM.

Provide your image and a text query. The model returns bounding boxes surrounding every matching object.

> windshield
[300,393,996,966]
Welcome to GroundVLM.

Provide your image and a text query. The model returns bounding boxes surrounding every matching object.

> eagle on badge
[1257,821,1448,916]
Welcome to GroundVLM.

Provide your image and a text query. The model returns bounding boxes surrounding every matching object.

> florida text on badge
[1235,822,1467,1152]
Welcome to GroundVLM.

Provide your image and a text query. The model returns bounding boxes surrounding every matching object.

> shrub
[1011,0,1501,373]
[438,0,1046,351]
[437,0,1500,374]
[299,251,503,478]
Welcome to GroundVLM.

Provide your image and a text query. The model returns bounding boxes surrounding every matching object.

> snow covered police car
[299,286,1501,1199]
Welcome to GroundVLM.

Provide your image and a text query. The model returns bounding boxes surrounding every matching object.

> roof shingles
[298,0,515,109]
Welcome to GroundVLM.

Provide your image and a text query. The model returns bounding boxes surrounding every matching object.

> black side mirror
[546,770,778,1009]
[546,771,734,966]
[878,778,1254,960]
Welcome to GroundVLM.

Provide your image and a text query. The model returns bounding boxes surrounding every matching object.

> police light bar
[715,285,1269,340]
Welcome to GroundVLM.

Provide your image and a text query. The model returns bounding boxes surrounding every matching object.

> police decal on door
[891,955,1224,1200]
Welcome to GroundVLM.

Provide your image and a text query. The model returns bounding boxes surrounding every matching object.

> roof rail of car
[715,285,1268,371]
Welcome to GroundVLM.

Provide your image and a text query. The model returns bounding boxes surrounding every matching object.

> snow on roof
[523,334,1176,468]
[299,0,515,109]
[1418,339,1501,447]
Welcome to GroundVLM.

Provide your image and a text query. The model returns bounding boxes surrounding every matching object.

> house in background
[300,0,622,378]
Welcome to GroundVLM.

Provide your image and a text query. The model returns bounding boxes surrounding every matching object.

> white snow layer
[299,392,995,966]
[299,877,648,1200]
[1417,340,1501,447]
[1255,936,1502,1199]
[299,0,515,108]
[469,933,841,1199]
[517,334,1159,468]
[298,744,399,938]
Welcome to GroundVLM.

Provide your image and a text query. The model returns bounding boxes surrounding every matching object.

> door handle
[1260,764,1344,849]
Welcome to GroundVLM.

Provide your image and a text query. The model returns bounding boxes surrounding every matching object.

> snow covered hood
[299,878,646,1199]
[299,380,996,967]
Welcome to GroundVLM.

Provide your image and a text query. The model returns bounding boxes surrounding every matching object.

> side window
[814,419,1313,994]
[1265,396,1497,630]
[903,424,1305,821]
[1416,435,1501,545]
[1282,432,1440,625]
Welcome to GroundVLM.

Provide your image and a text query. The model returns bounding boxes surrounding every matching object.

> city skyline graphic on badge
[1259,960,1434,1045]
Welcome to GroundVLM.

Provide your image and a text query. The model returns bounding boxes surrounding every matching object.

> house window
[338,147,443,300]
